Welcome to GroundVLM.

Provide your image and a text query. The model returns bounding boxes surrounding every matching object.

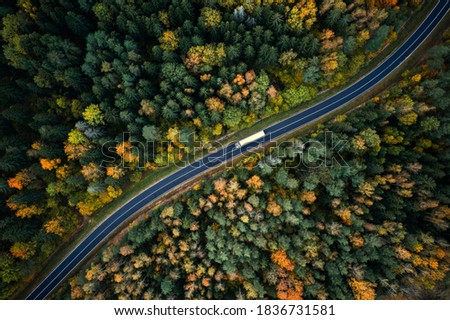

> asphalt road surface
[26,0,450,300]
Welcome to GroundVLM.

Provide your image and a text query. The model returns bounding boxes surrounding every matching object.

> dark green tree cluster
[64,39,450,300]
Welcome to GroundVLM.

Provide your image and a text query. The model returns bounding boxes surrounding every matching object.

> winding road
[26,0,450,300]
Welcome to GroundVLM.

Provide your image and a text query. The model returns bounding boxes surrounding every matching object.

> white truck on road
[234,130,266,149]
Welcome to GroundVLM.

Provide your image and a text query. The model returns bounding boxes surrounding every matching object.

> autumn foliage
[348,278,377,300]
[271,249,295,271]
[276,269,304,300]
[366,0,399,8]
[40,158,61,171]
[7,170,34,190]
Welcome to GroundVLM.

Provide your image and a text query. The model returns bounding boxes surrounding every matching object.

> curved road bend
[26,0,449,300]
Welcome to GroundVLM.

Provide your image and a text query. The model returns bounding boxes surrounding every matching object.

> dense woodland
[0,0,438,299]
[63,39,450,300]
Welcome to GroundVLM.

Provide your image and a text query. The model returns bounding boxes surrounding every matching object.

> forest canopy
[63,38,450,300]
[0,0,436,299]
